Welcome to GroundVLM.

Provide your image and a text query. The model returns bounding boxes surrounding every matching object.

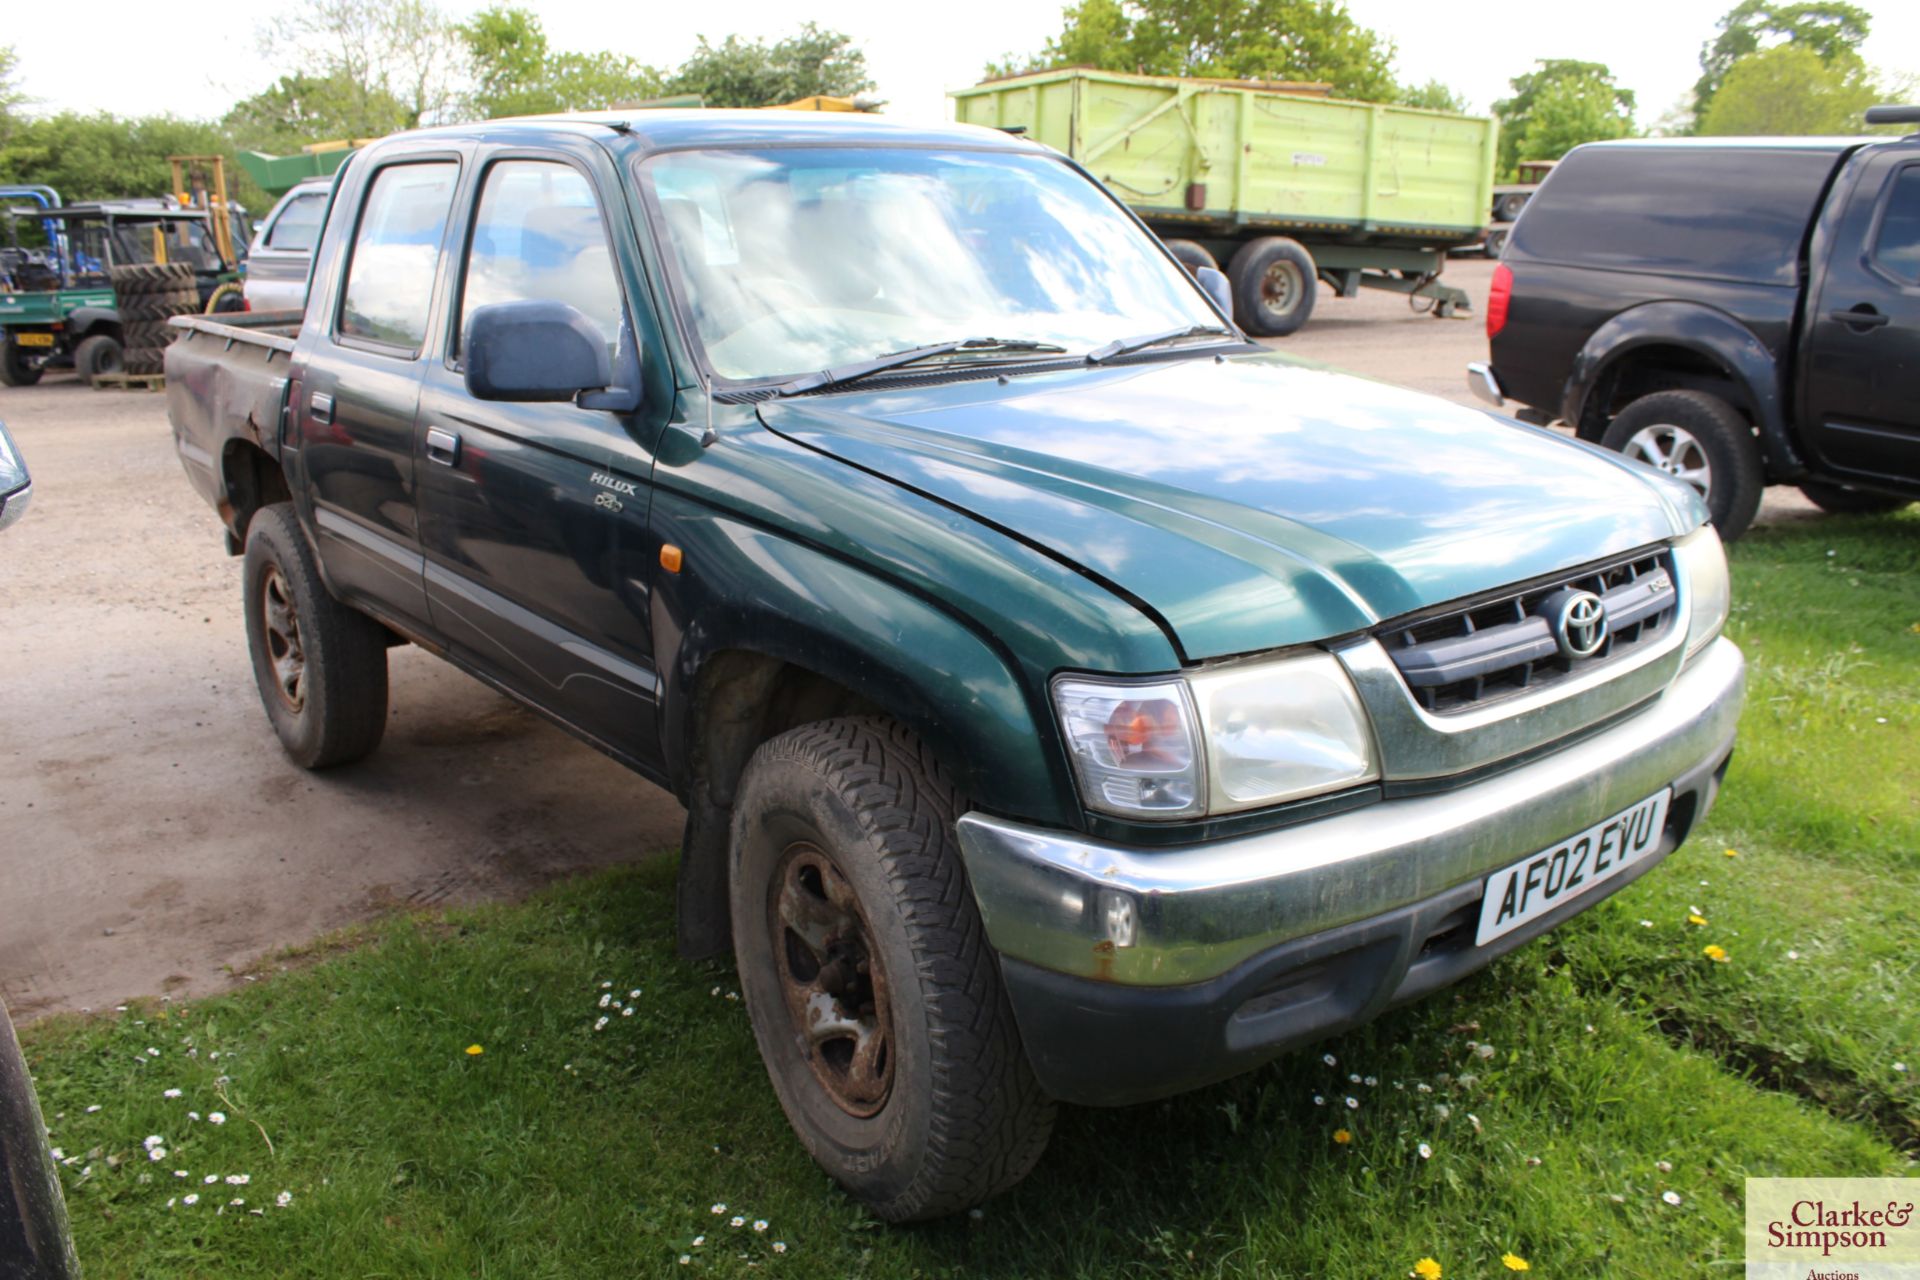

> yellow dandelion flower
[1502,1253,1530,1271]
[1333,1129,1352,1145]
[1723,848,1739,858]
[465,1044,485,1056]
[1703,944,1730,963]
[1413,1258,1443,1280]
[1687,913,1708,926]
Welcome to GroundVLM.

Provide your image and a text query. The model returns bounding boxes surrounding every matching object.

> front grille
[1380,550,1678,715]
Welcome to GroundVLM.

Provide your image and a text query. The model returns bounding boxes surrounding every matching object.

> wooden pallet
[91,372,166,392]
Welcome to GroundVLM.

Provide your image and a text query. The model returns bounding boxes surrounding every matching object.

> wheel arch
[64,307,122,343]
[218,439,293,554]
[1561,302,1801,479]
[653,521,1073,960]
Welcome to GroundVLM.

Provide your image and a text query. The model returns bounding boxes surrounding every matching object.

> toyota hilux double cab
[1473,106,1920,539]
[164,110,1744,1220]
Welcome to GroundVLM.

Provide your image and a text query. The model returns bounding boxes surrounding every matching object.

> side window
[264,193,326,252]
[339,161,458,351]
[457,160,623,355]
[1873,166,1920,285]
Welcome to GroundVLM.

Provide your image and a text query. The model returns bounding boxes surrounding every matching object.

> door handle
[424,427,461,466]
[309,392,334,424]
[1831,305,1891,329]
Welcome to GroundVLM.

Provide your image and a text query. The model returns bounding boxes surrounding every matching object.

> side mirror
[0,421,31,534]
[465,301,614,403]
[1196,267,1234,322]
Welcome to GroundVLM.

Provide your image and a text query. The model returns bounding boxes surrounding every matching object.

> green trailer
[951,68,1498,334]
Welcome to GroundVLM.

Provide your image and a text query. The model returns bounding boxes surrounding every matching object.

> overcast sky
[8,0,1919,129]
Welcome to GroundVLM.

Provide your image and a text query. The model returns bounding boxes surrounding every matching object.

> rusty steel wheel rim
[768,841,895,1117]
[259,563,307,713]
[1261,260,1300,315]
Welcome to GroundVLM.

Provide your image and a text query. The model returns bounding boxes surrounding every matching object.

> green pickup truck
[162,110,1744,1220]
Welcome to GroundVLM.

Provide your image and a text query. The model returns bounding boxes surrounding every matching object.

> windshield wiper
[1084,324,1239,365]
[778,337,1069,396]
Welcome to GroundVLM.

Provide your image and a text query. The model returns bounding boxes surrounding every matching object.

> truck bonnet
[758,352,1699,661]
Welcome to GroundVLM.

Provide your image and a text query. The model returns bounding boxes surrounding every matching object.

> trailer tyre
[242,503,390,769]
[72,334,124,384]
[1162,238,1218,277]
[1602,390,1764,541]
[730,717,1055,1221]
[1227,236,1318,337]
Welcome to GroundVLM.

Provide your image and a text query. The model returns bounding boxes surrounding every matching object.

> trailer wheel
[1227,236,1318,337]
[1161,238,1218,277]
[73,334,124,385]
[0,336,42,387]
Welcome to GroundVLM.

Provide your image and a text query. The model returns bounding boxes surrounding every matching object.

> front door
[414,152,665,768]
[1801,153,1920,488]
[297,157,462,632]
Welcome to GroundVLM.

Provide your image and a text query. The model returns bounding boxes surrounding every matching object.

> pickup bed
[166,110,1745,1220]
[1475,107,1920,539]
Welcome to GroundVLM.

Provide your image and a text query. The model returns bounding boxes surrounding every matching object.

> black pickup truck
[1474,106,1920,539]
[164,110,1744,1219]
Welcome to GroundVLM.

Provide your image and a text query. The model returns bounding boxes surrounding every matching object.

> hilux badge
[1552,590,1609,660]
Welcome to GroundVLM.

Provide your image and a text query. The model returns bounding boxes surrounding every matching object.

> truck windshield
[642,146,1222,383]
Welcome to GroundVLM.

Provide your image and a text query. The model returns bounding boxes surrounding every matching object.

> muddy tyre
[729,717,1054,1221]
[1602,390,1764,541]
[242,504,389,768]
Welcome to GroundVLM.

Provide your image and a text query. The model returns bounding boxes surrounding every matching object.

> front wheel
[242,504,390,768]
[730,718,1055,1221]
[1601,390,1765,541]
[1226,236,1318,337]
[72,335,123,385]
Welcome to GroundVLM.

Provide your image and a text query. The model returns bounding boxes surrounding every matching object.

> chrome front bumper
[956,636,1745,988]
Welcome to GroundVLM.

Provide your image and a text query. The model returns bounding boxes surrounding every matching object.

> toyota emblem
[1551,589,1609,660]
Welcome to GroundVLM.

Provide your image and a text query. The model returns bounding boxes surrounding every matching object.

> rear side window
[1511,146,1844,286]
[1873,166,1920,284]
[339,162,458,351]
[264,193,326,252]
[456,160,622,354]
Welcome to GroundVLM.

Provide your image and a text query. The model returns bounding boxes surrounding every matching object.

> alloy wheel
[1624,423,1713,500]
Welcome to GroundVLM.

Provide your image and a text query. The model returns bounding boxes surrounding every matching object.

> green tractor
[0,202,246,386]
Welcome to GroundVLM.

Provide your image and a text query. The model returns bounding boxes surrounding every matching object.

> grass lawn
[22,507,1919,1279]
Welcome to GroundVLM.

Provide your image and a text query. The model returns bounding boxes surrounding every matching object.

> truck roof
[394,108,1047,157]
[1580,136,1872,153]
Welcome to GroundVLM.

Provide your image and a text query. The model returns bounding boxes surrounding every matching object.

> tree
[0,45,27,146]
[1698,43,1878,134]
[663,24,872,108]
[1694,2,1871,117]
[222,73,411,153]
[1398,79,1467,113]
[1493,61,1635,178]
[988,0,1401,102]
[261,0,464,129]
[459,7,660,118]
[0,112,257,206]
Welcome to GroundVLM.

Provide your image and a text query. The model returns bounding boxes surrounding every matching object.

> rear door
[1800,149,1920,487]
[296,154,462,633]
[413,147,666,768]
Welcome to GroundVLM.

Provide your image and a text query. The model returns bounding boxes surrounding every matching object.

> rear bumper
[1466,360,1505,406]
[956,637,1744,1106]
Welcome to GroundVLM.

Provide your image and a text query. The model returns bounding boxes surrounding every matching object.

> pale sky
[8,0,1919,129]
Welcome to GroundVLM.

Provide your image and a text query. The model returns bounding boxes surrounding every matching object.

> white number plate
[1474,789,1670,947]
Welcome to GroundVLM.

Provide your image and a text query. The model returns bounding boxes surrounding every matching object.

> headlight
[1053,653,1379,821]
[1672,523,1730,660]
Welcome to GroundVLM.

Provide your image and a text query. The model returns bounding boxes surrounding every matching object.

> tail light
[1486,263,1513,339]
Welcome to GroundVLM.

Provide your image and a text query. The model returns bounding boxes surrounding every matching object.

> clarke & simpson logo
[1747,1179,1920,1278]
